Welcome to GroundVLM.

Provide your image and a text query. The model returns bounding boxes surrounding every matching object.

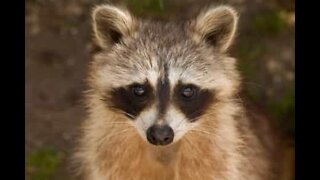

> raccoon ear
[92,5,136,48]
[192,6,238,52]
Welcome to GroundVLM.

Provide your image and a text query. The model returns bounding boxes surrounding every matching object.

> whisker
[107,106,137,119]
[177,128,244,161]
[96,128,135,151]
[190,129,214,136]
[102,122,131,124]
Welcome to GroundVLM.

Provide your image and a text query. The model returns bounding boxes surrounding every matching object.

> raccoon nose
[146,125,174,145]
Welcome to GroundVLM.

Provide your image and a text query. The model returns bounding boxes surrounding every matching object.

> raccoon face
[89,5,239,145]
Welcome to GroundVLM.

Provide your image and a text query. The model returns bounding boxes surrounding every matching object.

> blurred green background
[25,0,294,179]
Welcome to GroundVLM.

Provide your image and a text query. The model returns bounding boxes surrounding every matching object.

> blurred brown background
[25,0,294,179]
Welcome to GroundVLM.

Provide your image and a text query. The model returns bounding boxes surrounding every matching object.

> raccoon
[73,4,282,180]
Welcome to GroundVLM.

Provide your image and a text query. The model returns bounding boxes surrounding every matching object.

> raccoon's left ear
[191,6,238,52]
[92,5,137,49]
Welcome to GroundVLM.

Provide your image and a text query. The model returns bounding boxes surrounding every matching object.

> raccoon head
[89,5,240,146]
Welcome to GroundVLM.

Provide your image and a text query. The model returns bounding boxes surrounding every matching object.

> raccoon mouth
[146,125,174,146]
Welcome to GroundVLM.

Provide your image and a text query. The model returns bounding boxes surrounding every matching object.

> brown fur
[73,4,283,180]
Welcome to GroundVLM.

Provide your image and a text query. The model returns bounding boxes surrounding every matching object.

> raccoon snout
[146,125,174,146]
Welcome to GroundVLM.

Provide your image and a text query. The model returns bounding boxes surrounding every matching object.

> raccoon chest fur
[93,130,237,180]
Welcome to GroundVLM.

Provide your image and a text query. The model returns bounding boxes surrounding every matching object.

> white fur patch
[133,105,158,141]
[166,105,196,143]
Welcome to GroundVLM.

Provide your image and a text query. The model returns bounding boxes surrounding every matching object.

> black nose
[146,125,174,145]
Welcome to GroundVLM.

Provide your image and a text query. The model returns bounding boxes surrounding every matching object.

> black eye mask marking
[108,81,154,119]
[106,79,213,122]
[174,82,214,122]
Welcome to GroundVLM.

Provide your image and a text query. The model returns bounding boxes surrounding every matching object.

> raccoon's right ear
[191,6,239,53]
[92,5,137,48]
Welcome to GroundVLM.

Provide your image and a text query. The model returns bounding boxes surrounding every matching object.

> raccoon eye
[180,86,196,99]
[132,85,146,97]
